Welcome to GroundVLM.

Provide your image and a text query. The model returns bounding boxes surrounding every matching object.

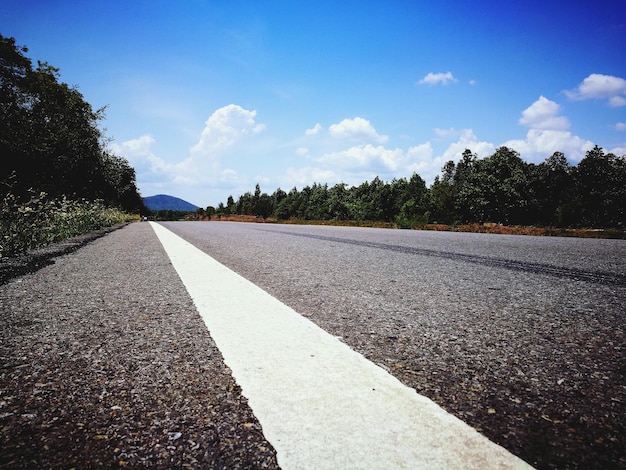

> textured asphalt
[161,221,626,469]
[0,222,279,468]
[2,221,624,468]
[152,222,533,469]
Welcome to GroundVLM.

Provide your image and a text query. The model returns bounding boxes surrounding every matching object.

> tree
[395,173,429,227]
[454,149,480,223]
[214,144,623,229]
[0,36,33,192]
[429,175,457,224]
[100,151,145,212]
[271,188,287,216]
[574,146,626,227]
[216,202,225,218]
[237,191,254,214]
[0,34,144,212]
[225,195,235,214]
[303,183,329,220]
[327,183,349,219]
[486,146,532,224]
[347,180,373,221]
[274,187,300,220]
[252,185,273,218]
[376,180,396,222]
[454,147,532,224]
[530,152,574,226]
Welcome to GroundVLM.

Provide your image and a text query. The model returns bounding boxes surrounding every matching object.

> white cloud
[173,175,196,186]
[112,104,269,203]
[417,71,457,86]
[616,122,626,131]
[610,145,626,156]
[328,117,388,143]
[219,168,245,185]
[565,73,626,106]
[433,128,459,138]
[280,128,498,188]
[317,144,402,171]
[437,129,496,163]
[519,96,570,130]
[296,147,309,156]
[183,104,265,188]
[190,104,265,156]
[507,97,593,163]
[111,134,204,198]
[405,142,435,174]
[305,123,322,135]
[609,96,626,107]
[281,167,341,187]
[115,133,155,156]
[407,142,434,161]
[504,129,593,163]
[276,127,502,190]
[111,134,170,174]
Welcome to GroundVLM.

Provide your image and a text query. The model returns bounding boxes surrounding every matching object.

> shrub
[1,189,135,259]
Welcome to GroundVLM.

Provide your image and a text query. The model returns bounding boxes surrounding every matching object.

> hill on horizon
[143,194,199,212]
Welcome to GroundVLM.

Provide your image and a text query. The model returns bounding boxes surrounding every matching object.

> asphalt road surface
[1,221,624,469]
[160,221,625,469]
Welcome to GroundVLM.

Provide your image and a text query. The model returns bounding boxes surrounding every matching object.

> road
[160,221,626,469]
[1,221,624,469]
[152,222,532,469]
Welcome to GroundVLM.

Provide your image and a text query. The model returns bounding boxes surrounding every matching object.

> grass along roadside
[188,213,625,239]
[1,190,139,259]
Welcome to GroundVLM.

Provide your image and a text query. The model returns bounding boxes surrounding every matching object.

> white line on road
[151,222,533,469]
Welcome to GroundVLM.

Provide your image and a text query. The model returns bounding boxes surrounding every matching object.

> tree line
[0,34,145,213]
[209,146,625,228]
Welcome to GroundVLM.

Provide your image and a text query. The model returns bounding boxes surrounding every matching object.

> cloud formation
[502,97,593,163]
[191,104,265,156]
[317,144,403,171]
[305,123,322,135]
[519,96,570,130]
[111,134,171,174]
[280,167,340,188]
[436,129,495,164]
[505,129,593,163]
[328,117,389,143]
[565,73,626,107]
[113,104,268,203]
[418,72,457,86]
[290,127,497,189]
[117,97,619,207]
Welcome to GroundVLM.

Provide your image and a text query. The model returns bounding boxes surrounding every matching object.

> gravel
[162,221,626,470]
[0,222,279,469]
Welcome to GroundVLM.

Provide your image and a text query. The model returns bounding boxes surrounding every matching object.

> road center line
[150,222,533,469]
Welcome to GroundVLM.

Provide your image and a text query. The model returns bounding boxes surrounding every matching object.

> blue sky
[2,0,625,207]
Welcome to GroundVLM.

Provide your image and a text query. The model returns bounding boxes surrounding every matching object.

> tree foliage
[217,145,625,229]
[0,34,145,213]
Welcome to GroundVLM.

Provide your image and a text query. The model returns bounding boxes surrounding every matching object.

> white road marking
[151,222,533,469]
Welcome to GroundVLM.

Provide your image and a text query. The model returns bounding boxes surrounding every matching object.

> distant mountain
[143,194,199,212]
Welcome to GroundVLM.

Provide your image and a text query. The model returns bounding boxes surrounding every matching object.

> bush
[1,189,135,259]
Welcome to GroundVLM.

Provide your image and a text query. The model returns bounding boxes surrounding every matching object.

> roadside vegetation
[203,146,625,237]
[0,189,138,259]
[1,35,146,259]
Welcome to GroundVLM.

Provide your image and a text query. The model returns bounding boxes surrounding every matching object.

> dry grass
[191,214,625,239]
